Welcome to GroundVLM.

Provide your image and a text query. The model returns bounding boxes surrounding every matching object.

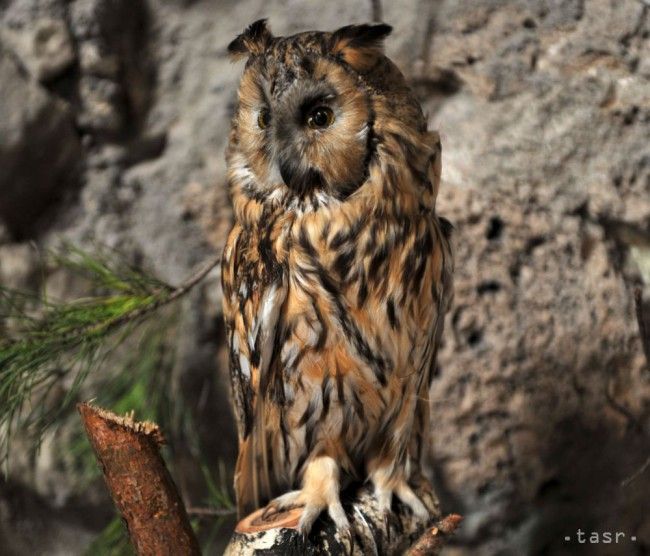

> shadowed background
[0,0,648,554]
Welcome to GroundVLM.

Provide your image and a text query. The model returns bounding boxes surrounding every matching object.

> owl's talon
[395,481,429,522]
[284,455,350,540]
[262,490,302,521]
[328,500,350,531]
[297,501,324,538]
[371,473,430,530]
[261,503,279,520]
[294,498,352,544]
[261,505,280,520]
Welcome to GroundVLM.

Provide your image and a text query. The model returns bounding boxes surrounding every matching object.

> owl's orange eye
[306,106,334,129]
[257,108,271,129]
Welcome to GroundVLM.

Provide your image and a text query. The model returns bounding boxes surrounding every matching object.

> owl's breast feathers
[222,129,453,515]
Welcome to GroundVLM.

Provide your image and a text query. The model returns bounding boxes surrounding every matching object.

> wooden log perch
[225,479,461,555]
[78,403,200,555]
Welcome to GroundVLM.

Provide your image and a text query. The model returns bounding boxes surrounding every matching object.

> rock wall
[0,0,648,554]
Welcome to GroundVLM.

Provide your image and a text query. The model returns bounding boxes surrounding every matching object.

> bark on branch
[78,403,200,555]
[225,479,461,555]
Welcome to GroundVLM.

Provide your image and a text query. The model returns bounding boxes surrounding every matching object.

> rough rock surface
[0,43,81,238]
[0,0,648,554]
[426,2,650,554]
[1,17,76,82]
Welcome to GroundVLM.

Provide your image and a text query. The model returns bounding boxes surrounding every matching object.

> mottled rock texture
[0,0,648,554]
[0,43,80,238]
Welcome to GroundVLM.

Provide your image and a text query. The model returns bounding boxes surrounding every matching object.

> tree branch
[70,253,221,342]
[78,403,200,555]
[405,514,463,556]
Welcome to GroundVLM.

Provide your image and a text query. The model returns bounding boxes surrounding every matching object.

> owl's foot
[371,471,430,527]
[263,456,352,545]
[262,488,350,536]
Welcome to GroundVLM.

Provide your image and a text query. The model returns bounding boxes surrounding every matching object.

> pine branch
[0,244,220,464]
[45,247,220,344]
[186,506,236,517]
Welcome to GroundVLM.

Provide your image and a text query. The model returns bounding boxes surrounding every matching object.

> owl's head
[227,20,424,210]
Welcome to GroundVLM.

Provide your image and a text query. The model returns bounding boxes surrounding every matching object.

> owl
[221,19,453,540]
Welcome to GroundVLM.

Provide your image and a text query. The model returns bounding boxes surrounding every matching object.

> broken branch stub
[78,403,200,555]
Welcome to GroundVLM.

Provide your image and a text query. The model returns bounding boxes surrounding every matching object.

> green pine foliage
[0,244,175,465]
[84,516,135,556]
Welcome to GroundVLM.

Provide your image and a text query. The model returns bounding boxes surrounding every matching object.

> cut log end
[235,506,302,533]
[78,403,165,445]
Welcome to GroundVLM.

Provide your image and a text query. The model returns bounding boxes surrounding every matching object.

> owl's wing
[222,225,249,441]
[406,220,453,481]
[221,223,287,513]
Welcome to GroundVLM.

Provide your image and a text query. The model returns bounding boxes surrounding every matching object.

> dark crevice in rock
[525,235,546,253]
[522,17,537,29]
[466,328,484,347]
[486,216,504,240]
[67,0,156,143]
[476,280,502,295]
[620,4,648,46]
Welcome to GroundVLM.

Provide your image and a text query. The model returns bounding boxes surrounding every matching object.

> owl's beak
[279,159,297,188]
[279,159,324,194]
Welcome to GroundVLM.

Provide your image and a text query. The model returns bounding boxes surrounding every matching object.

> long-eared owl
[221,19,454,537]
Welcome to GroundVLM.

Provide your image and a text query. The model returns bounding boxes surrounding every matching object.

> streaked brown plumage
[221,19,454,537]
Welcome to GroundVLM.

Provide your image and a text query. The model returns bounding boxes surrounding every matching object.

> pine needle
[84,515,135,556]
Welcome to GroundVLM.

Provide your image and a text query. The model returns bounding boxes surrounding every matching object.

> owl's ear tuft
[330,23,392,72]
[228,19,273,60]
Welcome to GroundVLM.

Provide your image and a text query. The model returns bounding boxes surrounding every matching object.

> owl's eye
[306,106,335,129]
[257,108,271,129]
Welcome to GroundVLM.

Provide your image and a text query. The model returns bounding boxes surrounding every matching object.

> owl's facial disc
[237,54,373,203]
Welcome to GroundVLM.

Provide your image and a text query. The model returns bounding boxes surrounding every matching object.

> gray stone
[2,18,75,81]
[0,44,81,238]
[0,243,39,290]
[76,75,124,133]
